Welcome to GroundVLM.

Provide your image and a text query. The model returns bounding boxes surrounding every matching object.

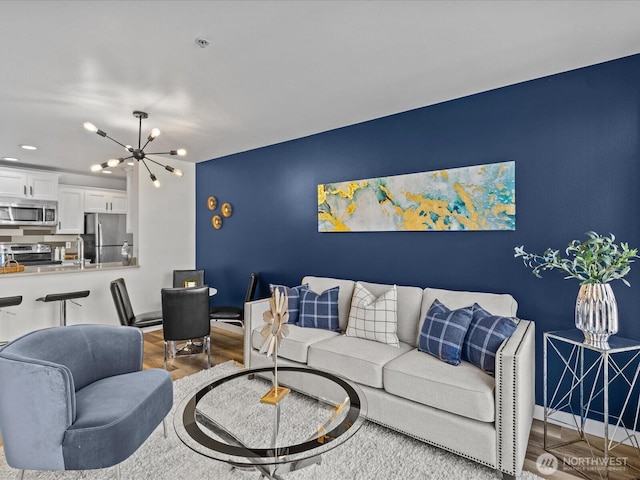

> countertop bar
[0,262,139,278]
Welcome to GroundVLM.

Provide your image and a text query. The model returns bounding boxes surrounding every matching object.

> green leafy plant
[514,231,639,286]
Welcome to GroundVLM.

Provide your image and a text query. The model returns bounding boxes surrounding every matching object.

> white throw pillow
[346,282,399,347]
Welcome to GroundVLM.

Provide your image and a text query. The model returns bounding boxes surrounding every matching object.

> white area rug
[0,361,542,479]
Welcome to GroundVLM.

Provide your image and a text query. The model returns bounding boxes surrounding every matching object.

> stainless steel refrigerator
[82,213,133,264]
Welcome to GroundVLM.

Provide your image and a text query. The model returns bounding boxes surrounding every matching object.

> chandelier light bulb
[90,163,103,172]
[83,122,98,133]
[176,148,187,156]
[148,128,161,141]
[150,173,160,188]
[164,165,184,177]
[107,158,121,168]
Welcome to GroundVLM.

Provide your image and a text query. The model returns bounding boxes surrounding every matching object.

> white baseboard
[533,404,639,446]
[210,321,243,335]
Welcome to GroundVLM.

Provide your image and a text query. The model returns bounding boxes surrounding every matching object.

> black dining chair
[172,269,205,288]
[161,285,211,369]
[110,278,163,328]
[210,272,259,328]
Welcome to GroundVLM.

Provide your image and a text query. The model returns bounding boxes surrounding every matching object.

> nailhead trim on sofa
[496,319,531,476]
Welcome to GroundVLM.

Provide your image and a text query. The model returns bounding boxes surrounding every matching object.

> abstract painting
[318,161,515,232]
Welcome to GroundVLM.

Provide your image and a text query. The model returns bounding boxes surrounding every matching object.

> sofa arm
[495,319,535,477]
[243,298,271,367]
[0,355,74,470]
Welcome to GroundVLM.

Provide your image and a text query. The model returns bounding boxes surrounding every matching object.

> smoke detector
[195,37,210,48]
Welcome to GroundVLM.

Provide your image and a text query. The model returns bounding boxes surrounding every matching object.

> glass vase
[575,283,618,348]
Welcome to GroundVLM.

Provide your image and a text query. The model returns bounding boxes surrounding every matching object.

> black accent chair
[173,269,205,288]
[210,272,259,328]
[161,285,211,369]
[110,278,163,328]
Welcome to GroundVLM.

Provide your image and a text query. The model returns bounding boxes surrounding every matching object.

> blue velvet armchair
[0,324,173,478]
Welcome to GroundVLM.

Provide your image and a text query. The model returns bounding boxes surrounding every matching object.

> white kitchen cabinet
[0,169,25,196]
[0,167,58,200]
[109,191,127,213]
[84,188,127,214]
[29,172,59,200]
[57,186,85,234]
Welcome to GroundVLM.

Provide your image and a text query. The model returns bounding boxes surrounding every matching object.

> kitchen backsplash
[0,229,82,252]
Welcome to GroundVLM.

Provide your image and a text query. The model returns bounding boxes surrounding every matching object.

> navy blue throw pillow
[462,303,518,375]
[299,286,340,332]
[269,283,309,325]
[418,299,473,366]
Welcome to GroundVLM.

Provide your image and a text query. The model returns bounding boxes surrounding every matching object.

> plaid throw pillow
[299,286,340,332]
[418,299,473,365]
[463,303,518,375]
[269,283,309,325]
[346,283,399,347]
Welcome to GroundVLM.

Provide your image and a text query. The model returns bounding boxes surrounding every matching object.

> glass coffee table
[175,366,367,479]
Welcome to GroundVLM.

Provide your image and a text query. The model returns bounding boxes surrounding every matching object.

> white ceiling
[2,1,640,180]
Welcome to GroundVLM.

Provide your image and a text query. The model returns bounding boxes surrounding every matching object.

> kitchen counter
[0,261,148,344]
[1,262,139,278]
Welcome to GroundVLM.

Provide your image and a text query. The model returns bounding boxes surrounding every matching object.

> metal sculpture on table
[259,288,290,404]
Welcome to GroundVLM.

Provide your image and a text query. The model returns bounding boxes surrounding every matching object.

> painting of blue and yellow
[318,161,515,232]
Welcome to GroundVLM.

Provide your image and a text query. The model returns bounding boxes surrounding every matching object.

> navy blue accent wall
[197,54,640,409]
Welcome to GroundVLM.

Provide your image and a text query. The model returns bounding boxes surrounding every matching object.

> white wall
[0,159,196,342]
[59,171,127,190]
[135,158,196,312]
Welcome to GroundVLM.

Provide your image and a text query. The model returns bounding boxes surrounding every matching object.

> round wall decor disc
[221,202,233,217]
[212,215,222,229]
[207,196,217,211]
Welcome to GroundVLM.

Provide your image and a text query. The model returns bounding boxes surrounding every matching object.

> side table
[544,330,640,479]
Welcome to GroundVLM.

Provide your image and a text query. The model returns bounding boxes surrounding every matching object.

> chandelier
[84,110,186,187]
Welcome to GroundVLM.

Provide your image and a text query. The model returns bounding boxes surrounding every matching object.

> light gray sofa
[244,276,535,479]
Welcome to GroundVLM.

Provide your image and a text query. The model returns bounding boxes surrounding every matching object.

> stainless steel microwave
[0,197,57,226]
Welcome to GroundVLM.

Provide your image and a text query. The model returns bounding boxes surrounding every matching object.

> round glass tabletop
[174,366,367,467]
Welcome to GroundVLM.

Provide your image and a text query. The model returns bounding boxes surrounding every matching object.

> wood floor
[2,326,640,480]
[525,419,640,479]
[142,326,244,380]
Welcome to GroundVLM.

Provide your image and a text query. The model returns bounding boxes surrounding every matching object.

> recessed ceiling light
[101,170,112,174]
[19,144,37,151]
[1,157,19,162]
[126,161,135,166]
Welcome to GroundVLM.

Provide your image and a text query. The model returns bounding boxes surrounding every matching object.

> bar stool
[36,290,90,327]
[0,296,22,346]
